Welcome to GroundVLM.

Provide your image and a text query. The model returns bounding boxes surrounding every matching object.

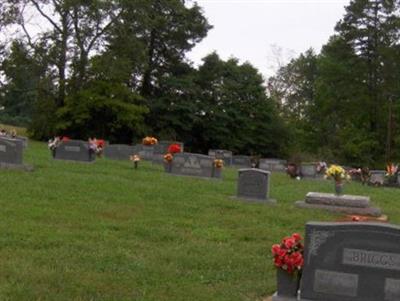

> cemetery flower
[164,153,173,163]
[130,154,140,162]
[385,163,398,176]
[214,159,224,169]
[325,164,350,182]
[168,143,181,154]
[48,137,61,150]
[142,136,158,146]
[271,233,304,274]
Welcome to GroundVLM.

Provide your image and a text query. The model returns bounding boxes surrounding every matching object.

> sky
[187,0,351,78]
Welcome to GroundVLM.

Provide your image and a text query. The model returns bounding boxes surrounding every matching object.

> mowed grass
[1,141,400,301]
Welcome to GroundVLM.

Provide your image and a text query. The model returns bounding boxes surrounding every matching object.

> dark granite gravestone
[235,169,275,203]
[152,141,184,164]
[104,144,136,160]
[295,192,382,217]
[369,170,386,186]
[208,149,233,166]
[54,140,95,162]
[259,159,287,172]
[273,222,400,301]
[170,152,221,179]
[232,155,252,168]
[0,137,23,165]
[0,137,32,171]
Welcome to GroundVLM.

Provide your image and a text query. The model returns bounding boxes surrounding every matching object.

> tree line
[0,0,399,166]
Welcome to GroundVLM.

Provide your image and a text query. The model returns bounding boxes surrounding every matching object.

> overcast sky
[187,0,351,78]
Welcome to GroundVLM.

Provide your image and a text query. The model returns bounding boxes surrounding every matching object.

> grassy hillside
[0,141,399,300]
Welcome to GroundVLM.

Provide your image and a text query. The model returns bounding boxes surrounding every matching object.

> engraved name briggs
[343,248,400,270]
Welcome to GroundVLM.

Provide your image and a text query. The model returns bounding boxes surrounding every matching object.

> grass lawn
[0,140,399,301]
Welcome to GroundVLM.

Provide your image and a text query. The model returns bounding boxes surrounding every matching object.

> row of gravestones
[273,221,400,301]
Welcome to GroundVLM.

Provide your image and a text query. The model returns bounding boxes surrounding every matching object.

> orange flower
[164,153,173,163]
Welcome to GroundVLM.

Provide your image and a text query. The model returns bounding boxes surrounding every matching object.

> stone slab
[0,162,34,172]
[305,192,370,208]
[295,201,382,217]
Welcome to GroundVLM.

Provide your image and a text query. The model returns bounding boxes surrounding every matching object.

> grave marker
[235,168,275,203]
[170,153,221,179]
[54,140,95,162]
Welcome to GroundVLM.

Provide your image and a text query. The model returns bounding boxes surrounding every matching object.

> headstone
[236,169,275,203]
[104,144,136,160]
[295,192,381,217]
[0,137,23,165]
[259,158,287,172]
[208,149,233,166]
[152,141,184,164]
[300,163,318,178]
[369,170,386,186]
[0,137,32,171]
[170,152,221,179]
[54,140,95,162]
[134,144,154,160]
[232,155,252,168]
[273,222,400,301]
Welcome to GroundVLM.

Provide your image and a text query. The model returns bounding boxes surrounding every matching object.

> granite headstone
[104,144,136,160]
[259,159,287,172]
[208,149,233,166]
[273,222,400,301]
[232,155,252,168]
[236,168,275,203]
[170,152,221,179]
[54,140,95,162]
[0,137,23,165]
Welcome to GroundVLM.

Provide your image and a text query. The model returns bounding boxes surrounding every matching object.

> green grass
[0,141,400,300]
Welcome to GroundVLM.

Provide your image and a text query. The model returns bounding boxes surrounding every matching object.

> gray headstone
[208,149,233,166]
[232,155,252,168]
[236,169,275,203]
[170,152,221,179]
[135,144,154,161]
[104,144,136,160]
[369,170,386,185]
[0,137,23,165]
[300,222,400,301]
[259,158,287,172]
[54,140,95,162]
[301,163,318,178]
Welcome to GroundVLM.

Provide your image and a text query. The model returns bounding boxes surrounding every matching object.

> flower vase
[334,180,343,196]
[276,269,299,297]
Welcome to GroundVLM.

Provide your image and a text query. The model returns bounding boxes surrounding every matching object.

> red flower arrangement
[61,136,70,142]
[168,143,181,154]
[271,233,304,274]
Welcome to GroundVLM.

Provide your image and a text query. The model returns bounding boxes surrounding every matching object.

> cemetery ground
[1,141,400,301]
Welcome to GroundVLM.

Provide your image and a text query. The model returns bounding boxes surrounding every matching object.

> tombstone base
[295,200,381,217]
[167,173,222,180]
[271,292,299,301]
[231,196,276,204]
[53,158,95,163]
[0,162,34,172]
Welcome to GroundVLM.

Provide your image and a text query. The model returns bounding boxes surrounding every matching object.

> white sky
[187,0,351,79]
